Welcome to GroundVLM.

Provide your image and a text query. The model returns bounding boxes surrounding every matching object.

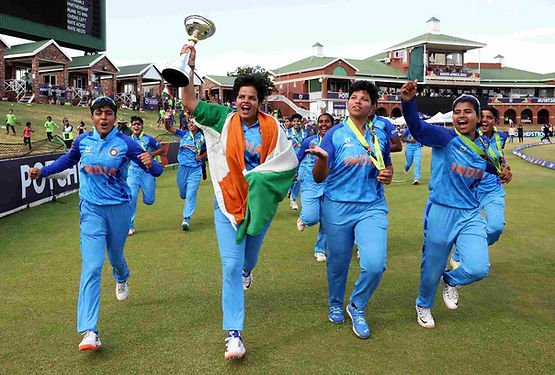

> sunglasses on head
[91,96,116,106]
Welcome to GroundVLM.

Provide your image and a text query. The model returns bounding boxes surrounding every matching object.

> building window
[73,76,85,89]
[123,83,136,94]
[332,66,347,77]
[43,75,56,85]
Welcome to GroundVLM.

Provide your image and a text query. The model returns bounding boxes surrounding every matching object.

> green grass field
[522,142,555,161]
[0,139,554,374]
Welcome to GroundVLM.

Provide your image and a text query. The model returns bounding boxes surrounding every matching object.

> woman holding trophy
[170,21,297,359]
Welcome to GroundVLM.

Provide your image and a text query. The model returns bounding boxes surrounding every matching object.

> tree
[227,65,276,97]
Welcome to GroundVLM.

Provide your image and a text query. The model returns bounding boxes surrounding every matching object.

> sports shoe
[314,253,327,262]
[449,257,461,270]
[116,281,129,301]
[296,217,306,231]
[442,280,459,310]
[181,218,190,231]
[328,306,345,324]
[346,303,370,339]
[224,331,246,360]
[415,305,435,328]
[412,180,420,185]
[290,199,299,211]
[242,271,253,290]
[79,330,101,352]
[404,168,408,175]
[128,228,135,236]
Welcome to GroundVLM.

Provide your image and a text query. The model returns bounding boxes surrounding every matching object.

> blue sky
[3,0,555,75]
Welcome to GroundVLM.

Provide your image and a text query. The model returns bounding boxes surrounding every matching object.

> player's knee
[464,261,490,281]
[143,197,155,205]
[487,222,504,242]
[221,256,242,278]
[359,254,386,277]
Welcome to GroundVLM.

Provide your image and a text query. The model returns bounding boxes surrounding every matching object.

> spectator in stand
[78,121,87,135]
[55,88,62,105]
[22,121,34,150]
[44,115,59,141]
[508,123,516,143]
[5,108,17,136]
[517,123,524,143]
[47,85,54,104]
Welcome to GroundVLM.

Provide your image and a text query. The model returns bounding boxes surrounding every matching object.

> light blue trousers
[404,145,422,182]
[416,201,490,308]
[77,200,131,333]
[127,167,156,230]
[214,200,271,331]
[321,197,388,310]
[177,165,202,220]
[299,182,326,254]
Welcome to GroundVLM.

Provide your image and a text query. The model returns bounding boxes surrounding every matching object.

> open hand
[305,145,328,160]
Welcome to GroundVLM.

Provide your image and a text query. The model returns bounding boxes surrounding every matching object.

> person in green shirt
[5,109,17,135]
[157,108,165,128]
[44,115,59,141]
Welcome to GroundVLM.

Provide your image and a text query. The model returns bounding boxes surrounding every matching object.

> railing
[267,94,310,118]
[4,79,26,101]
[115,92,133,106]
[66,87,89,106]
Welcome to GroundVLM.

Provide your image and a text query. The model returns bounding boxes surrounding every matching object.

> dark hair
[130,115,144,125]
[47,115,52,120]
[232,74,268,103]
[481,106,499,121]
[90,96,117,116]
[318,112,334,124]
[26,121,31,126]
[349,81,379,105]
[80,121,85,126]
[453,94,481,115]
[290,113,303,122]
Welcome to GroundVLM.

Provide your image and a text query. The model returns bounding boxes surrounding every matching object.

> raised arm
[400,81,453,148]
[179,45,199,115]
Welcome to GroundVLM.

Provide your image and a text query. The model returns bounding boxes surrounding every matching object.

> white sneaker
[242,271,253,290]
[290,199,298,211]
[449,257,461,270]
[415,305,435,328]
[128,228,135,236]
[79,330,102,352]
[357,250,360,259]
[224,334,246,360]
[296,217,306,231]
[116,281,129,301]
[442,280,459,310]
[314,253,327,262]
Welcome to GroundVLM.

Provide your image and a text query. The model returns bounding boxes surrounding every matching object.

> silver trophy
[161,15,216,87]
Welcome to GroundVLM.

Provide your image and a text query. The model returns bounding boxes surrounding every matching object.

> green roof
[117,64,151,77]
[205,75,236,87]
[4,40,50,56]
[471,67,545,82]
[543,72,555,80]
[349,58,406,79]
[364,52,387,61]
[272,56,338,75]
[69,54,104,68]
[387,33,485,50]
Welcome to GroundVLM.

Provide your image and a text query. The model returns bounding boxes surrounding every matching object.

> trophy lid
[185,15,216,42]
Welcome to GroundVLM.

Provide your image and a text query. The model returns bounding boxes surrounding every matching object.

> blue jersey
[289,128,307,152]
[402,129,422,148]
[176,129,206,167]
[402,99,498,209]
[40,127,163,205]
[320,119,391,203]
[297,134,325,186]
[130,132,161,169]
[242,120,262,171]
[476,130,507,195]
[373,115,399,140]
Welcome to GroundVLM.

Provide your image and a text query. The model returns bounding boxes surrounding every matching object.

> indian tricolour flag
[193,101,298,242]
[162,84,173,99]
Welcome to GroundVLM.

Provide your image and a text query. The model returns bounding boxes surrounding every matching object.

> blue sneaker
[346,303,370,339]
[328,306,344,324]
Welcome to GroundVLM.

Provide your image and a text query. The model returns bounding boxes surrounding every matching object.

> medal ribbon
[346,117,386,170]
[456,129,502,174]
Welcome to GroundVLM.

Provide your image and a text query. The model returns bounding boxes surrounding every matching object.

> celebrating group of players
[28,43,512,361]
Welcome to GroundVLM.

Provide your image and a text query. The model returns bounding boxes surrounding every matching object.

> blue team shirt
[242,121,262,171]
[289,128,307,152]
[373,115,399,140]
[320,119,391,203]
[476,130,507,195]
[176,129,206,167]
[297,134,325,189]
[402,99,498,209]
[40,127,163,205]
[130,132,161,169]
[402,129,422,148]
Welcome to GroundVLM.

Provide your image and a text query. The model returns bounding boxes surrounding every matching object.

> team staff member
[127,115,164,236]
[309,81,393,340]
[450,106,508,268]
[179,45,297,360]
[164,113,206,231]
[296,113,334,262]
[400,128,422,185]
[288,113,307,210]
[29,96,163,352]
[62,117,74,149]
[400,81,511,329]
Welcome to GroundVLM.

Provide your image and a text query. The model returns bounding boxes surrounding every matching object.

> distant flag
[162,84,173,99]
